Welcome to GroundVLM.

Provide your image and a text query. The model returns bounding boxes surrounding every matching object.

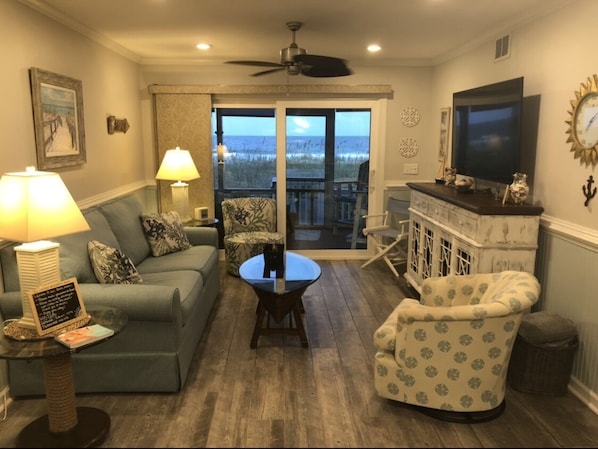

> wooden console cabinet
[405,182,543,293]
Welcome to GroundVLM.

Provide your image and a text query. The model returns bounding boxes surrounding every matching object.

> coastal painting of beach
[30,67,86,169]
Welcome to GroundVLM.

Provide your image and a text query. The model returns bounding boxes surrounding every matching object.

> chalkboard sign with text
[27,277,87,336]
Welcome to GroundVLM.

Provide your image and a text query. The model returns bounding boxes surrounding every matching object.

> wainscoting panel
[536,219,598,412]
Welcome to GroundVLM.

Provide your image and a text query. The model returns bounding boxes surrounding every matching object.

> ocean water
[214,135,370,159]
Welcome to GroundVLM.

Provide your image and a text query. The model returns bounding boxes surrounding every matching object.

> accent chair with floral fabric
[221,197,284,276]
[373,270,541,422]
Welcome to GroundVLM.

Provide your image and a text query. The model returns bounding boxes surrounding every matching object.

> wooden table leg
[251,303,267,348]
[250,287,309,348]
[292,303,308,347]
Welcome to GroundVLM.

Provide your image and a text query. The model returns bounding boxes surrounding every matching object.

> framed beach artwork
[438,107,451,162]
[30,67,86,169]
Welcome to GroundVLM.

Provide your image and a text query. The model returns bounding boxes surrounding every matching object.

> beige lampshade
[155,146,200,182]
[0,166,90,242]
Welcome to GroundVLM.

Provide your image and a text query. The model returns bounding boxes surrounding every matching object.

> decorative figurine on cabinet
[503,172,529,205]
[444,168,457,186]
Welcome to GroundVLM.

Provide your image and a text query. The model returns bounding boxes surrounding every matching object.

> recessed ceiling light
[196,43,211,50]
[367,44,381,53]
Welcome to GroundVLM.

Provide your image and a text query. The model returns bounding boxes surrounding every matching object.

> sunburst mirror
[566,74,598,168]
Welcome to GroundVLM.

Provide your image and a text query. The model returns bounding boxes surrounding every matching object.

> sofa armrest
[373,298,419,352]
[78,284,182,323]
[0,284,182,324]
[184,226,218,247]
[0,291,24,319]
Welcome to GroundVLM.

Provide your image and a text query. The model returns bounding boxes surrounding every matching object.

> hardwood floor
[1,259,598,448]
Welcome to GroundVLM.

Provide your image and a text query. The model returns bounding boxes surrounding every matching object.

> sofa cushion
[99,196,151,266]
[140,270,204,327]
[54,209,122,284]
[88,240,143,284]
[137,245,218,283]
[140,211,192,257]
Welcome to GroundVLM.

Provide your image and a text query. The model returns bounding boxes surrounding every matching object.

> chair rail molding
[540,214,598,252]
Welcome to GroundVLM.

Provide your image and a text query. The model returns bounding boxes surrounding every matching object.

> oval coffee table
[239,251,321,348]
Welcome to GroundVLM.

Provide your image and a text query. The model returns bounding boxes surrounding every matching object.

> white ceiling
[20,0,574,68]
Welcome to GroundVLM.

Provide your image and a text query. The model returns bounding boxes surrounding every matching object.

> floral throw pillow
[88,240,143,284]
[140,211,192,257]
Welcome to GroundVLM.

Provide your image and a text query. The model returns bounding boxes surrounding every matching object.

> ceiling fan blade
[301,64,353,77]
[294,54,353,77]
[226,60,283,68]
[251,67,286,77]
[294,54,347,66]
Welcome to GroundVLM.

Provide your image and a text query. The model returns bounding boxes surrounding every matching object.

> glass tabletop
[239,251,321,295]
[0,306,127,360]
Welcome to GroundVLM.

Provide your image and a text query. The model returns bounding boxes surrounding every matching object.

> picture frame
[30,67,86,170]
[27,277,87,336]
[438,107,451,162]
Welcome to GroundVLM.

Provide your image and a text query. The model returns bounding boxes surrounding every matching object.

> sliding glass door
[283,108,370,251]
[213,98,385,256]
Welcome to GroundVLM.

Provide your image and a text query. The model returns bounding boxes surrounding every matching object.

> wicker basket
[507,312,579,396]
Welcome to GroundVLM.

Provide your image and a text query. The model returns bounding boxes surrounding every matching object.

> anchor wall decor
[583,175,596,207]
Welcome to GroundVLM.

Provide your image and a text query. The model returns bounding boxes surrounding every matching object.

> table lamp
[155,146,200,223]
[0,166,90,329]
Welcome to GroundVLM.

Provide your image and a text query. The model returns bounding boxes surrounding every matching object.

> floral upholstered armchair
[221,197,284,276]
[373,270,540,421]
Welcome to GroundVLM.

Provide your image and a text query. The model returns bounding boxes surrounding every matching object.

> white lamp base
[170,181,192,223]
[14,241,61,329]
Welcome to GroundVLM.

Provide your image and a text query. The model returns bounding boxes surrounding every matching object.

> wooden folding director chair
[360,196,410,277]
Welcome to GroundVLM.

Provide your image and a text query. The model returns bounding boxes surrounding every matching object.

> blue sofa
[0,194,221,396]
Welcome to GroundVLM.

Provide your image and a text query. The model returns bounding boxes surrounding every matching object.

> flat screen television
[451,77,524,185]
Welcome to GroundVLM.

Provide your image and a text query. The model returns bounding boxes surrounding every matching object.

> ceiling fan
[225,21,353,78]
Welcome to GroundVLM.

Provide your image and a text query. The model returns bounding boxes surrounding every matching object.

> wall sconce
[107,115,130,134]
[0,166,90,330]
[155,146,200,223]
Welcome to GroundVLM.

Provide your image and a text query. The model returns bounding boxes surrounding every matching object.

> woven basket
[508,334,579,395]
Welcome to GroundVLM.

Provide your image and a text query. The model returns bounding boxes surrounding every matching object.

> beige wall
[0,1,148,400]
[434,0,597,229]
[0,1,146,203]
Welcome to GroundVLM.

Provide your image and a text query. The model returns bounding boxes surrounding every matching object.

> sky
[215,111,371,136]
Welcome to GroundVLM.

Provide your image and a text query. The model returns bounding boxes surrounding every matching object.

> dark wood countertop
[406,182,544,216]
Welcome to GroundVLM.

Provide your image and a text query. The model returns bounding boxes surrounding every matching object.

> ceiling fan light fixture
[280,46,306,64]
[287,64,301,76]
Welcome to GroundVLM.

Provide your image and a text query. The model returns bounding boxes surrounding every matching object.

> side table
[0,306,127,448]
[187,218,219,227]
